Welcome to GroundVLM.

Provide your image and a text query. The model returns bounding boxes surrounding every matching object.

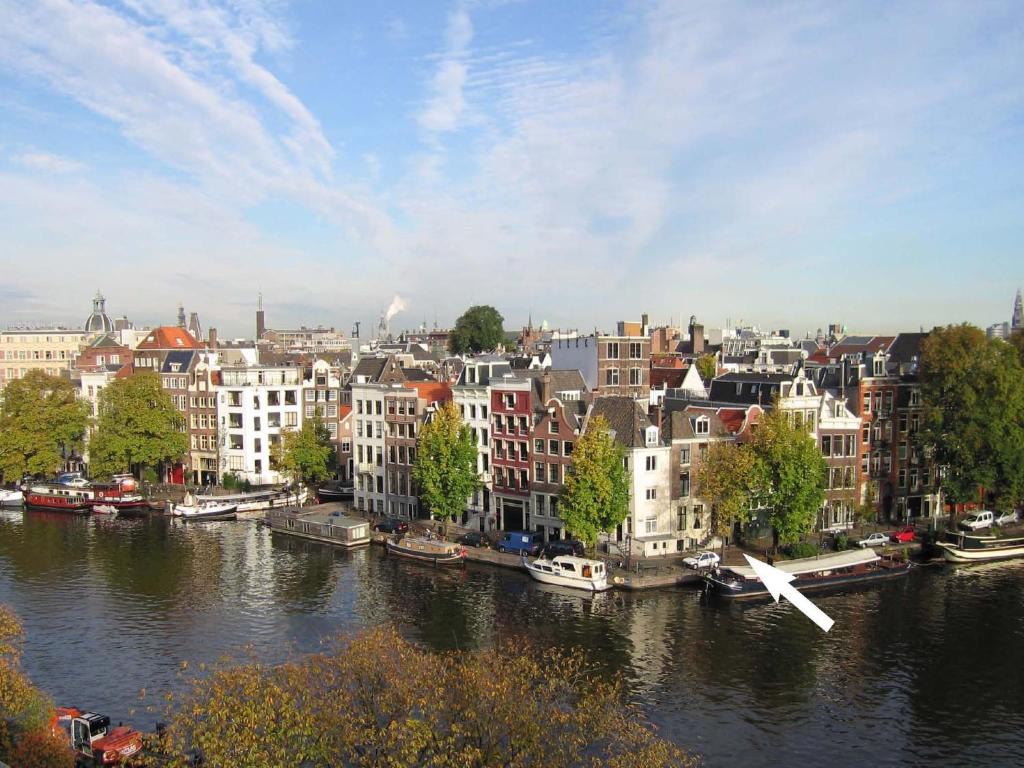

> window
[645,455,657,471]
[821,435,831,456]
[285,412,297,427]
[548,463,559,484]
[629,368,642,386]
[606,342,619,358]
[645,488,657,500]
[909,389,921,406]
[845,435,855,456]
[605,368,619,386]
[629,342,643,359]
[503,393,516,409]
[679,446,690,464]
[535,462,546,482]
[862,392,870,413]
[549,420,559,434]
[549,439,558,455]
[680,471,690,497]
[694,417,709,435]
[268,391,280,406]
[285,390,297,405]
[563,441,572,456]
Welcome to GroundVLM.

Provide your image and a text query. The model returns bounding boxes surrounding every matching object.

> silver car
[857,532,889,548]
[994,510,1020,526]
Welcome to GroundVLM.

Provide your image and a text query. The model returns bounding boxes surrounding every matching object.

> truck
[51,707,143,766]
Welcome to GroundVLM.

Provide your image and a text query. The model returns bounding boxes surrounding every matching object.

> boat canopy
[723,548,879,579]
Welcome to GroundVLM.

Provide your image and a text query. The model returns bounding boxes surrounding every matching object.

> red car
[890,526,916,543]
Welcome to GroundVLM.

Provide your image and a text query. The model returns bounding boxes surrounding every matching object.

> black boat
[704,548,911,600]
[316,484,354,503]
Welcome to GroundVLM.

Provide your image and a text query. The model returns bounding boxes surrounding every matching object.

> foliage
[1009,329,1024,367]
[695,354,717,381]
[88,372,188,480]
[0,605,66,767]
[919,324,1024,510]
[695,441,758,541]
[0,371,89,481]
[448,305,506,355]
[782,541,820,559]
[148,626,697,768]
[559,416,630,547]
[412,402,480,530]
[833,532,849,551]
[750,408,827,546]
[855,481,878,525]
[221,472,242,490]
[274,413,335,484]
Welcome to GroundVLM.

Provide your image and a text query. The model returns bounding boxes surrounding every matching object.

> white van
[959,510,994,531]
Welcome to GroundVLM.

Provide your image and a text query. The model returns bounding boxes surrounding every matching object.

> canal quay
[1,510,1022,768]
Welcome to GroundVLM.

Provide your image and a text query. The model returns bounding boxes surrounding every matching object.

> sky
[1,0,1022,340]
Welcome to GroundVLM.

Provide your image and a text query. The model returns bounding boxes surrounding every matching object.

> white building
[351,381,387,515]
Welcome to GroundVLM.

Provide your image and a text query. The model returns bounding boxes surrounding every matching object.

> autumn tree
[695,354,717,381]
[919,324,1024,513]
[0,370,89,481]
[88,372,188,480]
[749,408,827,548]
[696,441,758,546]
[148,626,698,768]
[412,401,479,533]
[559,415,630,547]
[274,413,335,484]
[448,305,506,355]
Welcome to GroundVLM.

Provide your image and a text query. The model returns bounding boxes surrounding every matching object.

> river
[0,510,1021,767]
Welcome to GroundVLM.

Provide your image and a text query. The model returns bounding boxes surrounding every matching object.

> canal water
[1,510,1021,767]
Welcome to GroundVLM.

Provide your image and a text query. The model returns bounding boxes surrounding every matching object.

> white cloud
[417,5,473,133]
[11,151,85,174]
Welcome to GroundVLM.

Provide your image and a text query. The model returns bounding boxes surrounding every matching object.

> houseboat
[523,555,611,592]
[704,548,911,600]
[385,535,466,565]
[935,530,1024,563]
[23,485,93,514]
[265,504,370,547]
[194,486,308,516]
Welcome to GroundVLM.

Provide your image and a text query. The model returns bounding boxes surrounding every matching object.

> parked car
[994,510,1020,527]
[857,532,890,548]
[456,531,488,548]
[541,539,586,558]
[890,526,916,543]
[683,551,721,569]
[374,519,409,534]
[959,511,994,531]
[496,531,544,556]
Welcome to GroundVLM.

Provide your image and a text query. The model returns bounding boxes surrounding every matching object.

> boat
[171,495,238,521]
[704,548,911,600]
[265,503,370,547]
[935,530,1024,563]
[90,482,151,514]
[522,555,612,592]
[23,484,93,514]
[0,488,23,506]
[385,535,466,565]
[92,504,119,516]
[193,486,308,516]
[315,484,354,502]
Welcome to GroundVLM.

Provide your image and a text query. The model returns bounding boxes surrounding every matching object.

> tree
[0,370,88,481]
[448,305,505,355]
[88,372,188,480]
[695,441,758,545]
[695,354,717,382]
[1010,329,1024,367]
[749,408,827,548]
[149,626,698,768]
[919,324,1024,513]
[559,415,630,547]
[413,401,479,532]
[275,413,335,485]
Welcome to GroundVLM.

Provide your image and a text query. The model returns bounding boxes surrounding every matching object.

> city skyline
[2,1,1023,336]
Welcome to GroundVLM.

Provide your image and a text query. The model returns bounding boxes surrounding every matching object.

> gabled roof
[88,333,125,350]
[827,335,895,358]
[161,350,196,373]
[351,354,406,384]
[708,372,792,405]
[136,326,201,350]
[888,332,928,364]
[404,381,452,405]
[590,397,657,448]
[402,367,434,382]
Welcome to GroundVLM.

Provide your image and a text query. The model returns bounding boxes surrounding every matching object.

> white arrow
[743,554,834,632]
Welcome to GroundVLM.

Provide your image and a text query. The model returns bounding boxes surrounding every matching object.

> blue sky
[1,0,1022,339]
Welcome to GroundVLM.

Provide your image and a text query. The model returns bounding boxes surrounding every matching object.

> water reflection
[0,514,1020,767]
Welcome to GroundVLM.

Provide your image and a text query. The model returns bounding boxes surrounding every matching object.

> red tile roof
[717,408,747,435]
[404,381,452,405]
[651,368,687,389]
[136,326,201,350]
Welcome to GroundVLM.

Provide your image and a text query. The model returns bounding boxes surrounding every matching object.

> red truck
[51,707,143,766]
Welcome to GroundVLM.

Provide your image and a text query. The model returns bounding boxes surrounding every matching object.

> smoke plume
[385,295,407,322]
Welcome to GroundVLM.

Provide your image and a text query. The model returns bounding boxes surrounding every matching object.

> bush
[221,472,241,490]
[783,541,820,559]
[833,533,849,551]
[140,466,158,485]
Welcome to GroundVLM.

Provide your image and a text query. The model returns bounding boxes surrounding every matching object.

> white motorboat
[522,555,612,592]
[0,489,24,506]
[92,504,119,516]
[171,497,238,521]
[193,486,308,515]
[936,530,1024,563]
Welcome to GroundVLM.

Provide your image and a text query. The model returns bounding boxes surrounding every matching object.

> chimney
[541,369,552,404]
[691,321,705,355]
[208,327,218,349]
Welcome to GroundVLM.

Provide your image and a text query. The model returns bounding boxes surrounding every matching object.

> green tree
[0,370,89,481]
[88,372,188,480]
[1010,329,1024,366]
[274,413,335,484]
[559,415,630,547]
[919,324,1024,513]
[750,408,827,548]
[413,401,480,533]
[695,441,758,546]
[448,305,505,355]
[695,354,717,381]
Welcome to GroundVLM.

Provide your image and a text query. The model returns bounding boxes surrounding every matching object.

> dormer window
[694,417,709,435]
[645,426,659,446]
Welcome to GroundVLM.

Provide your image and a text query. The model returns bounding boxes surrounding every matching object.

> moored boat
[0,488,23,506]
[315,484,354,503]
[266,503,370,547]
[194,486,308,515]
[92,504,119,516]
[171,495,238,521]
[523,555,612,592]
[704,548,910,600]
[24,484,93,514]
[385,535,466,565]
[935,530,1024,563]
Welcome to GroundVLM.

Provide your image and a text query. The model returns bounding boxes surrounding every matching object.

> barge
[266,503,370,547]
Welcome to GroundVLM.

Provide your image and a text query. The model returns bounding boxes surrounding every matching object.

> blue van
[496,531,544,556]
